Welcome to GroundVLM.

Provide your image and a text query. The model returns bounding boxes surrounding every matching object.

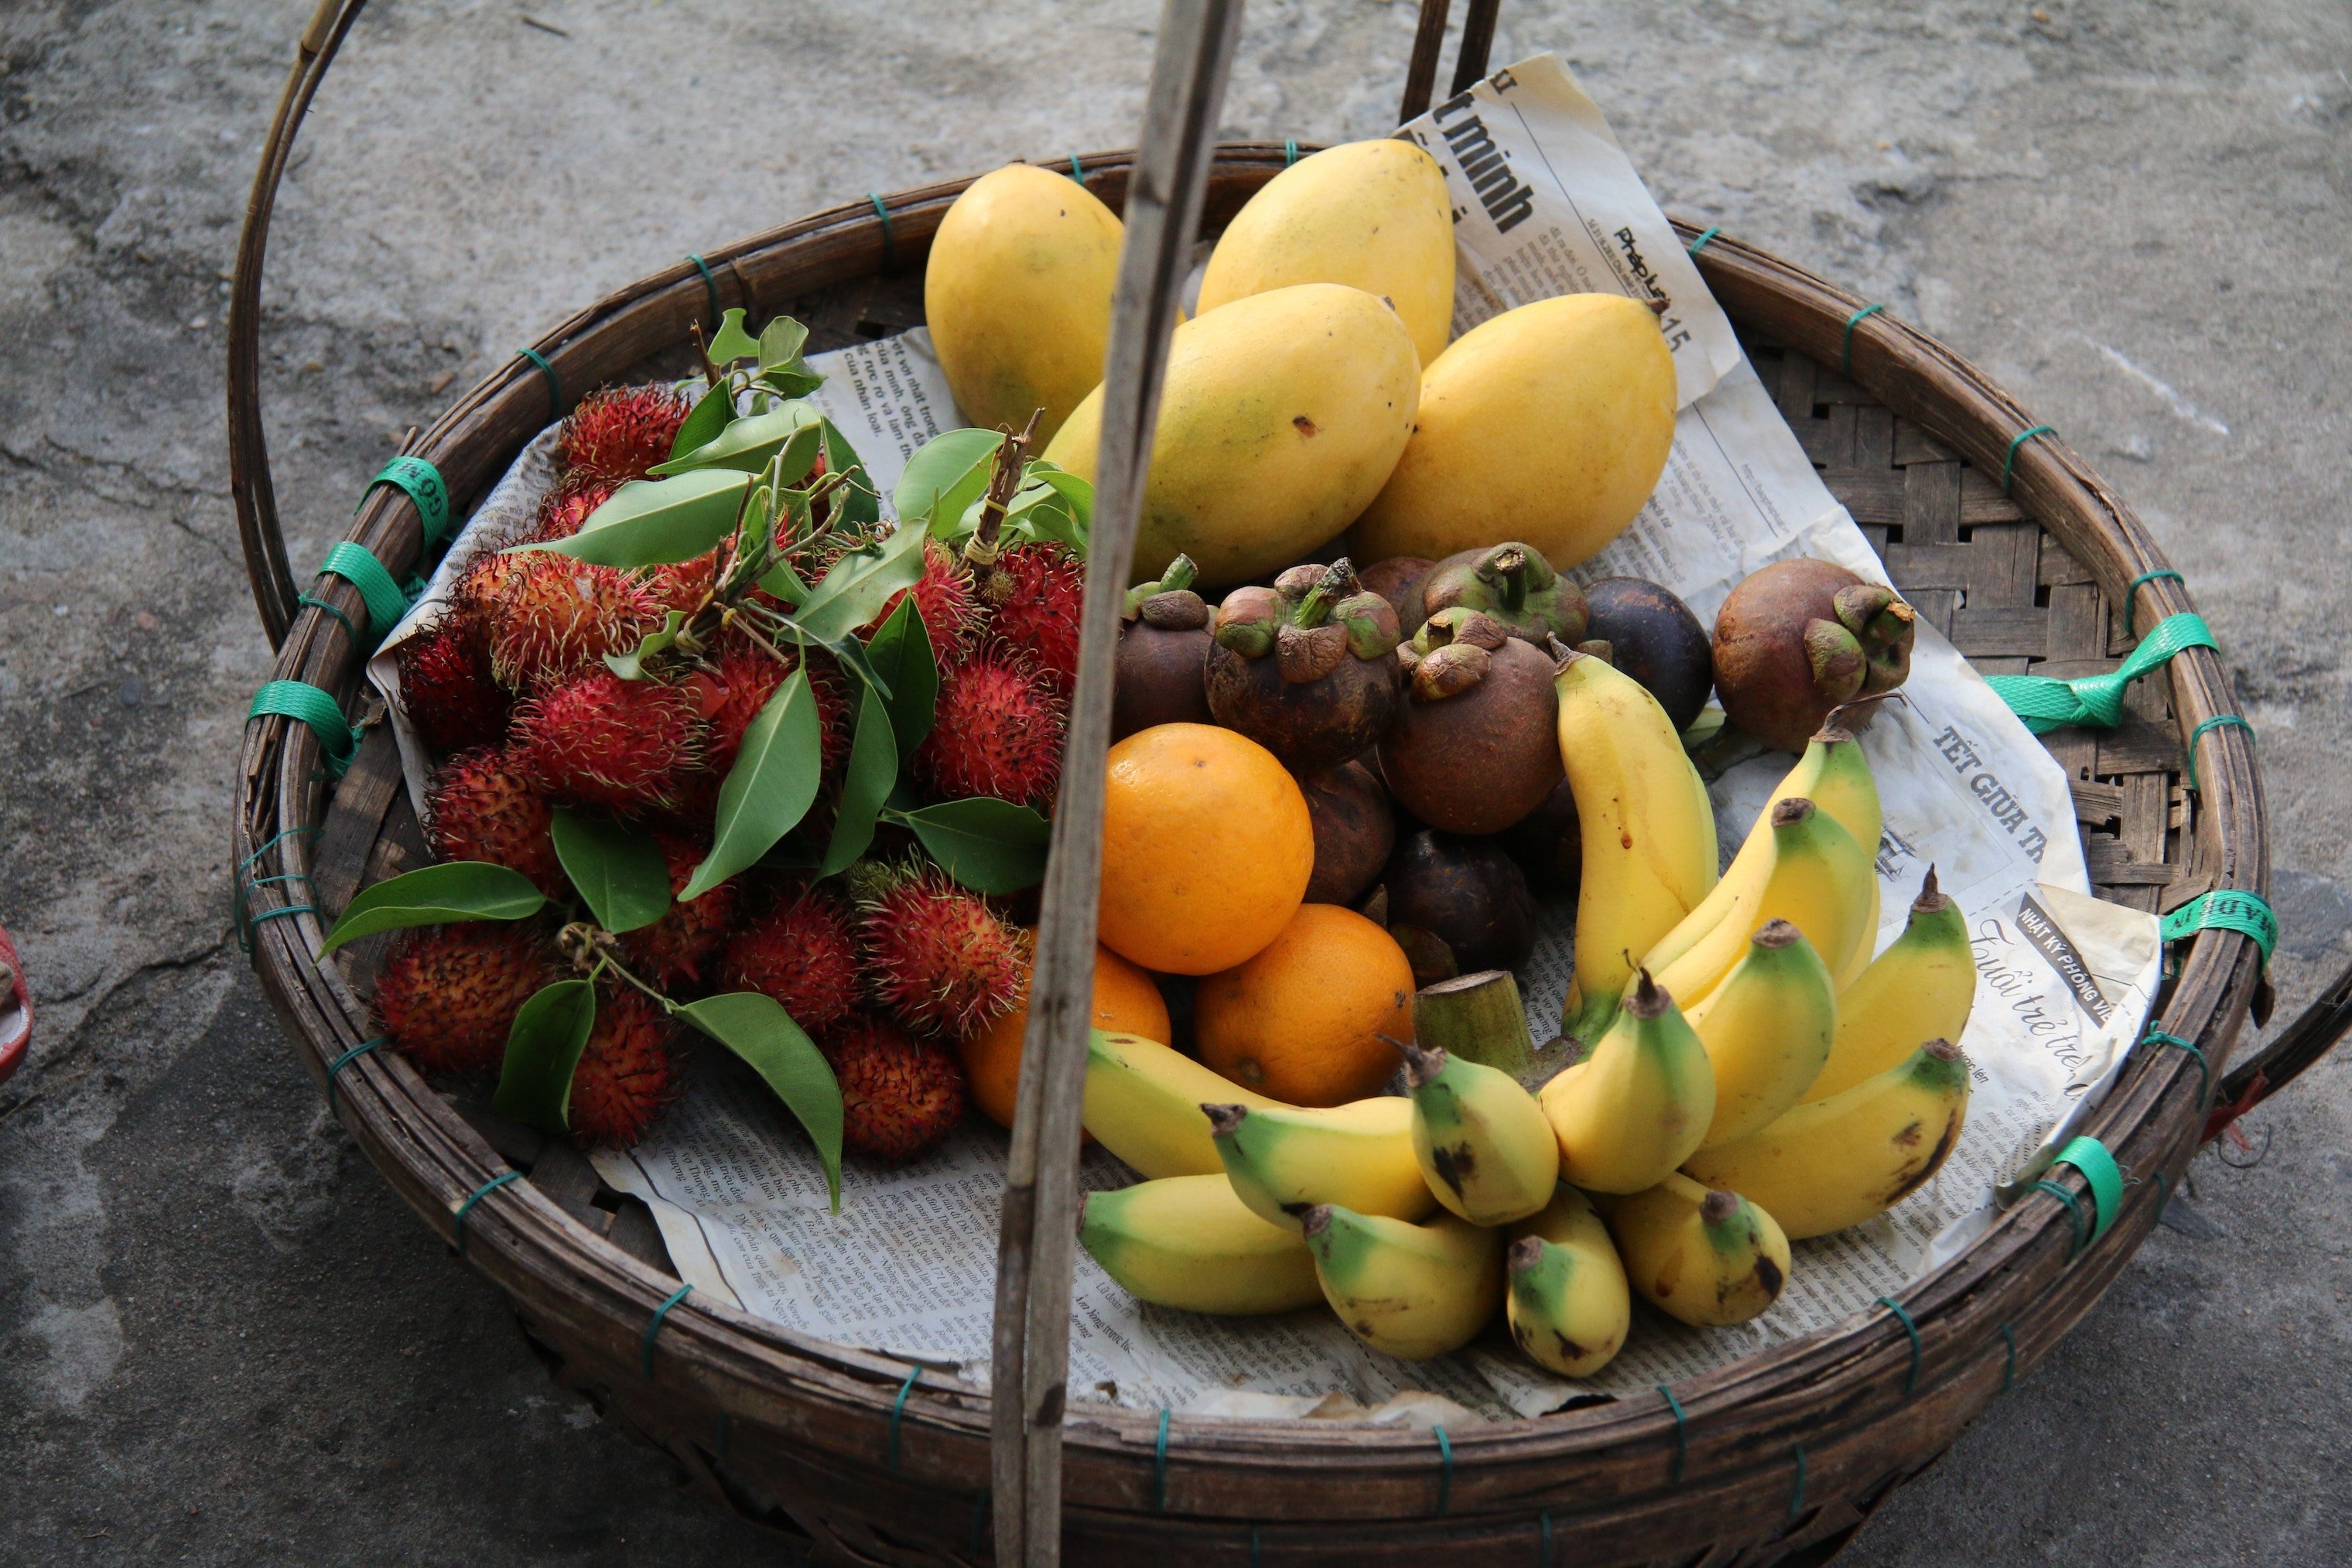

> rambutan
[985,542,1085,691]
[426,746,567,897]
[513,669,705,813]
[453,545,535,627]
[617,830,737,989]
[555,383,692,482]
[395,614,510,754]
[692,645,853,780]
[856,863,1029,1035]
[646,549,722,617]
[484,553,665,691]
[715,887,861,1030]
[914,646,1065,808]
[531,470,620,542]
[871,538,982,665]
[373,922,550,1078]
[821,1013,968,1163]
[567,986,679,1146]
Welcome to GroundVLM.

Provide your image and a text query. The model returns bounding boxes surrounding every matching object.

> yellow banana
[1503,1184,1629,1376]
[1681,1038,1971,1238]
[1592,1171,1790,1326]
[1808,866,1974,1102]
[1396,1037,1559,1225]
[1555,649,1719,1044]
[1684,919,1836,1146]
[1538,970,1715,1194]
[1205,1099,1433,1230]
[1646,798,1872,1008]
[1301,1203,1502,1361]
[1082,1030,1277,1178]
[1080,1175,1323,1314]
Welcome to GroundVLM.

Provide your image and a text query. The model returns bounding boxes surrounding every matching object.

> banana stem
[1414,969,1543,1085]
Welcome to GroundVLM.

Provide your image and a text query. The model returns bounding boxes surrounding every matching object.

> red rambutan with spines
[555,383,692,482]
[566,986,679,1146]
[914,644,1065,808]
[716,886,861,1030]
[617,829,737,989]
[395,614,510,754]
[531,470,621,542]
[821,1013,968,1163]
[870,538,981,666]
[426,745,567,897]
[984,541,1084,692]
[373,922,551,1078]
[646,549,722,617]
[854,861,1030,1036]
[512,669,705,813]
[453,545,535,628]
[485,553,665,692]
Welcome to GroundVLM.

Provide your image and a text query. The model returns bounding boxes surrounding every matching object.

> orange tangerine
[957,945,1171,1130]
[1194,903,1415,1106]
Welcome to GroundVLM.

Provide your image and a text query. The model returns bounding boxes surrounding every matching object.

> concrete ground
[2,0,2346,1562]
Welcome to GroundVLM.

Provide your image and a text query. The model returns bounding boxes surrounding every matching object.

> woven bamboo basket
[228,2,2333,1563]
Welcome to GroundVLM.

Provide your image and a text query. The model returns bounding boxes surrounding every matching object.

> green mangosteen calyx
[1124,553,1202,621]
[1205,559,1403,773]
[1419,541,1589,645]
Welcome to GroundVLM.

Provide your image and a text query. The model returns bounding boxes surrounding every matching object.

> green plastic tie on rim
[324,1036,385,1117]
[1658,1385,1689,1483]
[1068,153,1085,183]
[2028,1177,2088,1258]
[1434,1424,1453,1516]
[887,1365,920,1474]
[714,1410,730,1461]
[1152,1409,1170,1512]
[1284,137,1300,167]
[1983,612,2218,735]
[2125,567,2186,637]
[868,193,894,271]
[686,252,720,326]
[1841,302,1884,377]
[2161,887,2278,968]
[295,593,360,647]
[642,1282,693,1378]
[233,872,310,953]
[2188,714,2255,782]
[1877,1296,1923,1395]
[2053,1136,2125,1246]
[1999,1324,2019,1393]
[318,540,411,642]
[1250,1526,1262,1568]
[968,1491,989,1556]
[1687,224,1721,255]
[1538,1511,1554,1568]
[2143,1027,2212,1105]
[240,825,320,880]
[247,680,361,775]
[518,346,562,421]
[1788,1443,1807,1521]
[2000,423,2056,494]
[359,455,453,552]
[453,1169,521,1258]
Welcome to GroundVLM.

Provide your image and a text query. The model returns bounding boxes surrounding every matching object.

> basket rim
[232,145,2266,1519]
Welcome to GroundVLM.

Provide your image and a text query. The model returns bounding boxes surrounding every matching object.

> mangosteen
[1358,555,1435,637]
[1379,828,1539,981]
[1301,759,1396,907]
[1583,576,1714,734]
[1499,774,1582,899]
[1205,559,1402,774]
[1417,541,1588,646]
[1713,558,1916,751]
[1377,609,1564,836]
[1113,554,1214,739]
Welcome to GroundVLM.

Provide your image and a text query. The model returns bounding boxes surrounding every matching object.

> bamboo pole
[988,2,1243,1563]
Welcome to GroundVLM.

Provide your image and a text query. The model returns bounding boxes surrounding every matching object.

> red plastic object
[0,924,30,1086]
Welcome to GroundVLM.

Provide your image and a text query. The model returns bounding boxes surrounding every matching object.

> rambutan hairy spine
[822,1013,968,1163]
[426,746,567,897]
[373,922,550,1078]
[485,553,665,692]
[914,644,1065,808]
[556,383,692,483]
[716,886,861,1030]
[567,986,679,1147]
[512,669,704,813]
[855,861,1029,1036]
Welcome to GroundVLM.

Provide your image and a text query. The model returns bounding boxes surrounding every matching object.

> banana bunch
[1685,919,1834,1146]
[1809,866,1973,1102]
[1539,969,1714,1194]
[1591,1172,1789,1326]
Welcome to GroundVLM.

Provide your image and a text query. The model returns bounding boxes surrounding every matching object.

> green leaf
[320,862,547,953]
[550,810,673,934]
[649,405,823,480]
[685,668,822,900]
[707,306,761,364]
[604,610,689,681]
[894,428,1002,531]
[491,980,599,1137]
[818,682,898,876]
[785,520,930,645]
[862,596,938,757]
[820,418,881,529]
[754,316,823,399]
[885,798,1051,894]
[525,469,749,569]
[669,380,734,460]
[674,992,843,1209]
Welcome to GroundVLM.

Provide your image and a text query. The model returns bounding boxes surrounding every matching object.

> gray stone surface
[2,0,2346,1563]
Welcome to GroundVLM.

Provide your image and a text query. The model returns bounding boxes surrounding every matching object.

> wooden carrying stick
[987,2,1243,1563]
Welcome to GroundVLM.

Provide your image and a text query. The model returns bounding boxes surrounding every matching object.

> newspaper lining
[368,55,2162,1420]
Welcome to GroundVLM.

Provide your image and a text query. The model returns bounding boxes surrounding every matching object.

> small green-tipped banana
[1503,1185,1629,1376]
[1684,919,1836,1147]
[1301,1203,1502,1361]
[1205,1099,1432,1231]
[1682,1038,1971,1239]
[1395,1034,1559,1225]
[1080,1175,1322,1315]
[1809,866,1974,1102]
[1645,797,1873,1009]
[1539,969,1715,1194]
[1592,1172,1790,1326]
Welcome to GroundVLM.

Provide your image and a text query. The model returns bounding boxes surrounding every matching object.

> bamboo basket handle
[1400,0,1502,122]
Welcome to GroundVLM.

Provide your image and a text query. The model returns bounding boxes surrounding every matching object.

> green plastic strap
[887,1366,920,1474]
[1687,224,1721,255]
[1434,1424,1453,1516]
[968,1491,989,1556]
[2161,887,2278,967]
[248,680,361,773]
[2028,1178,2087,1257]
[2053,1136,2125,1245]
[325,1037,386,1117]
[2143,1027,2211,1104]
[1250,1526,1261,1568]
[2188,713,2254,781]
[1658,1385,1688,1483]
[1538,1511,1554,1568]
[1841,302,1884,377]
[453,1169,521,1257]
[295,593,360,647]
[868,193,894,270]
[1284,137,1300,167]
[1067,153,1085,183]
[1788,1443,1807,1520]
[1998,1324,2019,1394]
[1877,1296,1923,1394]
[1984,612,2217,734]
[714,1411,730,1460]
[518,346,561,419]
[686,252,720,325]
[2125,567,2185,637]
[359,455,452,550]
[234,871,311,954]
[642,1282,692,1378]
[1152,1409,1170,1512]
[2000,424,2056,494]
[318,540,411,641]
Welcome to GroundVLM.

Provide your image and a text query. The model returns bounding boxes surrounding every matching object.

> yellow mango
[1352,294,1676,569]
[924,163,1125,445]
[1044,283,1419,588]
[1197,139,1456,366]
